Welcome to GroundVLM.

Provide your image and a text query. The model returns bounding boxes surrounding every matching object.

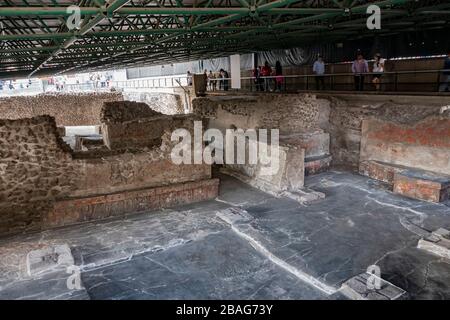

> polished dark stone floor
[1,171,449,300]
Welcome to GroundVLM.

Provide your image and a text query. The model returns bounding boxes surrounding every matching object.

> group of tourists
[311,51,450,92]
[313,51,386,91]
[252,61,284,92]
[185,52,450,93]
[186,69,230,91]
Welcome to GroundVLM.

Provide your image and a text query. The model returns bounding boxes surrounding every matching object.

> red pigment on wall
[368,119,450,148]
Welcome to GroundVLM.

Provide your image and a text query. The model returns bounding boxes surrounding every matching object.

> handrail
[2,69,449,96]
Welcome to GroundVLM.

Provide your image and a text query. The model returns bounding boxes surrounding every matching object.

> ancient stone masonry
[122,91,184,115]
[193,94,330,201]
[0,93,123,126]
[0,116,81,236]
[193,94,330,134]
[100,100,198,150]
[0,100,218,237]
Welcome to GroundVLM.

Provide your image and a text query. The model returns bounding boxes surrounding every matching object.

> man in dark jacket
[440,53,450,92]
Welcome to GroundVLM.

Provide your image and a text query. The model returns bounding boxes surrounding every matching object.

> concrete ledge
[43,179,219,228]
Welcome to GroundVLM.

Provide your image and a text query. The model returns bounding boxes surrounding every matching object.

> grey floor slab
[1,171,450,300]
[82,230,327,300]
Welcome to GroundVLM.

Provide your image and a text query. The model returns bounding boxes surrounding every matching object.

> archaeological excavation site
[1,0,450,306]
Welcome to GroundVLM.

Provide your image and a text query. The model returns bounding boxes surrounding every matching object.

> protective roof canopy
[0,0,449,78]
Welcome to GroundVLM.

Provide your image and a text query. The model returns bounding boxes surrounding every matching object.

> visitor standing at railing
[440,53,450,92]
[261,61,272,91]
[252,67,262,91]
[313,55,325,90]
[352,52,369,91]
[274,61,283,92]
[207,70,216,91]
[371,53,385,91]
[219,69,230,91]
[187,71,193,86]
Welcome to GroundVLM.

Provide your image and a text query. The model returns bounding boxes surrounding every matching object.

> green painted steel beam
[106,0,130,15]
[0,0,444,78]
[0,4,355,17]
[27,0,129,77]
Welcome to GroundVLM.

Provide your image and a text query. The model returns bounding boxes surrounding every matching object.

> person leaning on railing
[261,61,272,92]
[274,61,283,92]
[371,53,385,92]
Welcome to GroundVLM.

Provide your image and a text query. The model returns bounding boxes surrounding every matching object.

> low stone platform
[359,160,408,185]
[43,179,219,228]
[393,170,450,203]
[359,160,450,203]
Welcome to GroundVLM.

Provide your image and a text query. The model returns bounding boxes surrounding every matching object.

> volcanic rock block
[418,228,450,259]
[56,126,66,137]
[340,272,406,300]
[393,170,450,203]
[100,101,197,150]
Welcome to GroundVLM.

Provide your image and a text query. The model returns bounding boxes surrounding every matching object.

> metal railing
[109,69,450,93]
[1,69,449,97]
[0,79,43,96]
[241,69,450,93]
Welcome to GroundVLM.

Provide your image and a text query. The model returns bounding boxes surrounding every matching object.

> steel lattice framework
[0,0,449,78]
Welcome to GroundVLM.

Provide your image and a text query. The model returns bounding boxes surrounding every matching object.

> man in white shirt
[313,55,325,90]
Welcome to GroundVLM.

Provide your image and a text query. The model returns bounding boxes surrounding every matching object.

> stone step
[393,169,450,203]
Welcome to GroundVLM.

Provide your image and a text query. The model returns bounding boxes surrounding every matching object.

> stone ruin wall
[192,94,330,194]
[193,94,330,135]
[0,91,186,128]
[0,116,80,236]
[326,95,450,170]
[122,91,185,115]
[193,93,450,175]
[0,93,123,126]
[0,104,213,237]
[100,100,199,150]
